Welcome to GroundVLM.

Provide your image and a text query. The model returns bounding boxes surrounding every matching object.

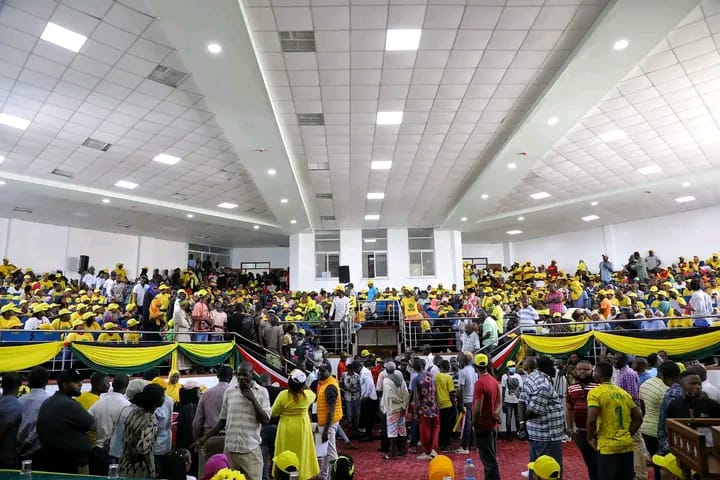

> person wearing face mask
[666,370,720,421]
[500,361,523,441]
[565,360,599,480]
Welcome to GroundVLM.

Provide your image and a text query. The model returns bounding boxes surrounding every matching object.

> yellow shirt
[434,372,455,409]
[668,318,692,328]
[84,322,101,331]
[0,315,22,329]
[124,332,141,344]
[0,263,17,278]
[75,391,100,410]
[66,332,94,342]
[50,318,73,331]
[401,297,419,317]
[97,333,122,343]
[587,383,635,455]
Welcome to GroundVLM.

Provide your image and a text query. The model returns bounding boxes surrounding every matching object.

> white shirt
[88,392,130,448]
[94,276,106,290]
[132,283,148,306]
[103,278,116,297]
[82,273,96,288]
[359,367,377,400]
[24,316,49,330]
[501,372,523,404]
[690,290,713,316]
[704,380,720,402]
[329,296,350,322]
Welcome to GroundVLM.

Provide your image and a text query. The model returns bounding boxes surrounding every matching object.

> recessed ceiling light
[102,198,110,204]
[153,153,181,165]
[675,195,696,203]
[614,38,629,50]
[186,213,194,218]
[371,160,392,170]
[582,214,600,222]
[365,214,380,221]
[599,129,627,142]
[517,216,524,221]
[364,238,377,243]
[480,193,489,199]
[40,22,87,52]
[530,191,551,200]
[0,113,30,130]
[547,116,559,126]
[281,198,288,204]
[0,180,6,186]
[682,181,690,187]
[460,217,467,222]
[0,155,5,164]
[115,180,138,189]
[290,219,297,224]
[376,111,403,125]
[591,201,598,206]
[385,29,422,51]
[253,225,260,229]
[638,164,662,175]
[507,163,517,169]
[507,230,523,235]
[207,43,222,54]
[217,202,238,209]
[367,192,385,200]
[267,168,276,175]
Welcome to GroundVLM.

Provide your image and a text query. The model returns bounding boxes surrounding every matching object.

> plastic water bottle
[464,458,476,480]
[21,460,32,480]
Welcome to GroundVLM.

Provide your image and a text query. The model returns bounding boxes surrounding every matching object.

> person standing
[689,279,713,327]
[76,372,110,411]
[413,365,440,460]
[472,354,501,480]
[640,361,679,480]
[17,366,50,461]
[329,286,351,352]
[599,255,614,286]
[196,363,271,480]
[587,362,643,480]
[380,361,410,460]
[454,353,477,454]
[481,313,499,349]
[500,360,523,441]
[88,374,131,475]
[358,359,378,442]
[119,384,166,479]
[614,354,647,480]
[317,364,343,478]
[173,300,193,371]
[0,372,23,469]
[435,360,457,452]
[342,362,362,437]
[519,356,565,480]
[191,290,212,342]
[565,360,599,480]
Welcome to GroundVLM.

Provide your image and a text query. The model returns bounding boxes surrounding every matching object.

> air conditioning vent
[316,193,332,200]
[279,31,316,52]
[115,223,131,228]
[148,64,189,88]
[297,113,324,126]
[13,206,33,214]
[82,137,112,151]
[51,168,74,178]
[320,215,335,221]
[308,162,329,171]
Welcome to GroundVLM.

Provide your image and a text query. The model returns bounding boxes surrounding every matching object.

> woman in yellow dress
[271,370,319,480]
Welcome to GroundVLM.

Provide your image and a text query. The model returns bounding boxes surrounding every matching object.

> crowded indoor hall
[3,1,720,480]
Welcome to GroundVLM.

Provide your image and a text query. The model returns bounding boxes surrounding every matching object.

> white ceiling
[2,0,720,247]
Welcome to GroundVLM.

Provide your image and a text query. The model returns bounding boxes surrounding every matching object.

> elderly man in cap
[472,353,501,480]
[37,369,96,474]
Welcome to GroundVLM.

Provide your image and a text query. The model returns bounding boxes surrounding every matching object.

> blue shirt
[17,388,50,457]
[639,369,656,385]
[153,395,174,455]
[0,395,22,466]
[640,319,666,331]
[367,287,379,302]
[658,383,684,454]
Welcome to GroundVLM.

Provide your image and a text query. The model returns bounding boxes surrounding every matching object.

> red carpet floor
[339,438,608,480]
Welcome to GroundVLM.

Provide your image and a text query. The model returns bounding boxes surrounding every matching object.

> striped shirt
[615,366,640,404]
[566,381,599,429]
[520,370,565,441]
[219,382,271,453]
[639,376,668,438]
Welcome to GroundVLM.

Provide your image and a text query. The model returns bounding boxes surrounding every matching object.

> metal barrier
[358,299,402,325]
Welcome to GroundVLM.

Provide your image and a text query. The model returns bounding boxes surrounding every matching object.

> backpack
[506,375,520,397]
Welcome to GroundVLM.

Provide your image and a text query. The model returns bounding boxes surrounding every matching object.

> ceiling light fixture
[364,238,377,243]
[675,195,696,203]
[507,230,522,235]
[290,219,297,224]
[115,180,138,189]
[460,217,467,222]
[217,202,238,209]
[0,180,6,186]
[582,214,600,222]
[517,216,524,221]
[614,38,629,50]
[186,214,194,218]
[530,191,551,200]
[280,198,288,204]
[40,22,87,52]
[267,168,277,175]
[599,129,627,142]
[367,192,385,200]
[102,198,110,204]
[365,214,380,221]
[207,43,222,54]
[547,116,559,126]
[370,160,392,170]
[0,155,5,164]
[591,201,599,206]
[253,225,260,229]
[638,164,662,175]
[682,181,690,187]
[0,113,31,130]
[385,29,422,51]
[480,193,489,199]
[153,153,181,165]
[507,163,517,169]
[376,111,403,125]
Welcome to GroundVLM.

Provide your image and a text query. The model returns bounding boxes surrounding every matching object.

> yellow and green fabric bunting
[593,330,720,360]
[0,341,64,371]
[522,332,594,356]
[71,342,177,374]
[178,341,235,367]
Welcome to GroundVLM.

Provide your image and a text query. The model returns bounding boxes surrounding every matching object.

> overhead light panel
[0,113,31,130]
[364,238,377,243]
[40,22,87,52]
[367,192,385,200]
[281,198,288,204]
[507,163,517,169]
[517,216,524,221]
[614,38,629,50]
[480,193,489,199]
[547,116,559,126]
[638,164,662,175]
[0,155,4,164]
[253,225,260,230]
[599,129,627,142]
[115,180,138,190]
[290,219,297,224]
[675,195,696,203]
[267,168,276,175]
[682,181,690,187]
[376,111,403,125]
[217,202,238,209]
[153,153,181,165]
[507,230,522,235]
[365,214,380,221]
[186,214,194,218]
[207,43,222,54]
[530,191,551,200]
[102,198,110,204]
[385,29,422,51]
[582,215,600,222]
[460,217,467,222]
[371,160,392,170]
[591,201,598,206]
[0,180,6,186]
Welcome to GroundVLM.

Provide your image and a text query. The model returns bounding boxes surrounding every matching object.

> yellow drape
[593,330,720,357]
[177,341,235,358]
[71,342,177,368]
[0,341,63,371]
[522,332,593,354]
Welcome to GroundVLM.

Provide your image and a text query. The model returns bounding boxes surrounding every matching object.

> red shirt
[473,373,501,431]
[338,360,347,379]
[371,364,382,384]
[566,381,599,429]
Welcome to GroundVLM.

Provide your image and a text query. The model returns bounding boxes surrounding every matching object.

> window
[188,243,231,268]
[315,230,340,278]
[408,227,435,276]
[362,229,388,278]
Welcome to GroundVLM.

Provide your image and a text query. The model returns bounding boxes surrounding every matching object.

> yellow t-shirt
[66,332,94,343]
[434,372,455,410]
[0,315,22,329]
[587,383,635,455]
[50,318,73,331]
[97,333,122,343]
[124,332,141,344]
[401,297,419,317]
[76,391,100,410]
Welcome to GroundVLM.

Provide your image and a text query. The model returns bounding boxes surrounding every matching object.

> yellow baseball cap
[273,450,300,474]
[361,349,371,357]
[474,353,489,367]
[103,322,116,330]
[82,311,95,320]
[107,303,119,311]
[71,319,84,328]
[652,453,686,478]
[528,455,561,479]
[197,289,208,296]
[1,304,20,314]
[58,308,71,316]
[159,284,169,291]
[127,318,140,327]
[126,303,136,312]
[506,360,516,367]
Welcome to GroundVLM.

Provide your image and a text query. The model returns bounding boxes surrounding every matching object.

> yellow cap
[474,353,489,367]
[528,455,561,479]
[107,303,119,311]
[335,285,345,291]
[126,303,136,312]
[127,318,140,327]
[159,284,169,291]
[361,349,371,357]
[103,322,116,330]
[273,450,300,474]
[1,304,20,314]
[506,360,516,367]
[197,289,208,296]
[58,308,71,316]
[71,319,84,328]
[92,305,103,312]
[652,453,685,478]
[82,311,95,320]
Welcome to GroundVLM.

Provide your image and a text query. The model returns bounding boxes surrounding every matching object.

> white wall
[231,247,290,269]
[461,242,506,264]
[0,217,188,278]
[509,227,606,272]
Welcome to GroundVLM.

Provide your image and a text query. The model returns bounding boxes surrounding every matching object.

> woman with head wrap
[200,454,230,480]
[109,379,148,461]
[379,361,410,460]
[119,383,166,478]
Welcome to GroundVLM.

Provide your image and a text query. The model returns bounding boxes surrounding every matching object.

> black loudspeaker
[78,255,90,273]
[338,265,350,283]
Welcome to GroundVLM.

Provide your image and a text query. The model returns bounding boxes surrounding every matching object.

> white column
[386,228,410,288]
[340,229,362,287]
[434,230,464,287]
[289,232,315,291]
